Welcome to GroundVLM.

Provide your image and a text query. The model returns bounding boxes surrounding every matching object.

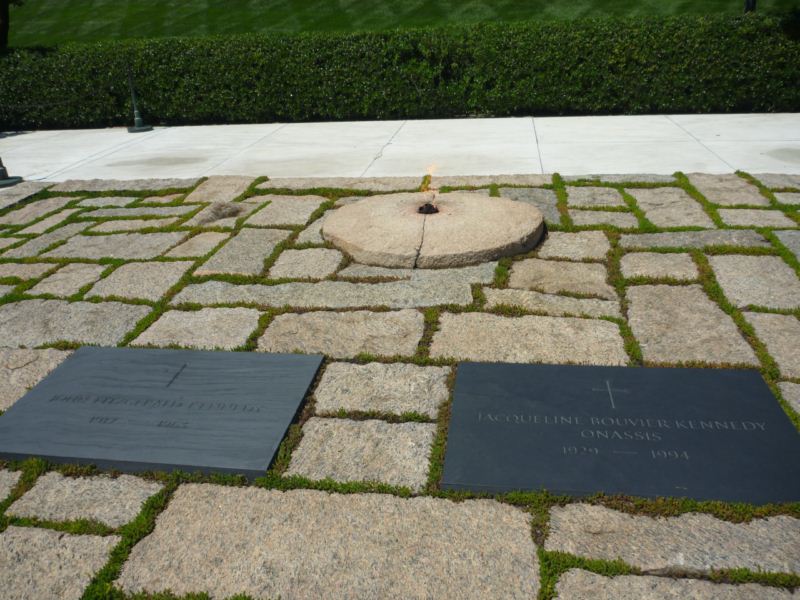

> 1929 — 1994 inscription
[442,363,800,503]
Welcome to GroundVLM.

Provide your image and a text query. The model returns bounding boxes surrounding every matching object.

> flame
[424,163,439,193]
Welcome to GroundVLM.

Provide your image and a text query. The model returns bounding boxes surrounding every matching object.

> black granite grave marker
[442,363,800,503]
[0,347,323,478]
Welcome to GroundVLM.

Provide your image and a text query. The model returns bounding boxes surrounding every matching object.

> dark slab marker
[0,347,323,478]
[442,363,800,504]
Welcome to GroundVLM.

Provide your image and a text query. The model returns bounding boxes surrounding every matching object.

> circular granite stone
[322,192,544,268]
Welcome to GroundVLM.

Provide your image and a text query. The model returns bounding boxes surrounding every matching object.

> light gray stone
[754,174,800,189]
[570,210,638,228]
[247,195,327,226]
[719,208,796,227]
[141,193,183,204]
[43,232,185,260]
[0,283,13,296]
[184,176,254,203]
[17,209,81,235]
[0,470,21,498]
[0,526,119,600]
[565,174,676,184]
[132,308,260,350]
[28,263,106,297]
[259,309,423,358]
[0,263,56,279]
[430,312,628,365]
[538,231,610,261]
[775,230,800,259]
[315,362,450,417]
[337,262,497,285]
[89,218,177,233]
[9,472,162,528]
[0,300,150,348]
[269,248,343,279]
[194,228,290,276]
[86,206,194,218]
[627,187,714,228]
[775,192,800,205]
[509,259,616,300]
[0,348,72,410]
[567,186,625,207]
[88,261,192,301]
[259,176,422,192]
[0,196,73,225]
[485,288,621,318]
[688,173,769,206]
[499,187,561,224]
[779,381,800,415]
[117,483,538,599]
[546,504,800,574]
[627,284,758,365]
[183,201,259,228]
[295,215,327,244]
[0,181,50,211]
[620,252,698,280]
[432,174,550,187]
[78,196,137,208]
[334,195,366,207]
[2,223,87,258]
[287,417,436,490]
[709,255,800,309]
[619,230,769,249]
[165,231,229,257]
[52,178,200,192]
[744,312,800,378]
[0,236,22,252]
[554,569,795,600]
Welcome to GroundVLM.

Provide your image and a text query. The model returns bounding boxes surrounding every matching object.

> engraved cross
[591,379,629,410]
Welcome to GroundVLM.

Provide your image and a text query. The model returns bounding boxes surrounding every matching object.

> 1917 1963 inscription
[442,363,800,503]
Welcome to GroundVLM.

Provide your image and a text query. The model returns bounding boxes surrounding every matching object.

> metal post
[0,157,22,188]
[127,67,153,133]
[745,0,756,12]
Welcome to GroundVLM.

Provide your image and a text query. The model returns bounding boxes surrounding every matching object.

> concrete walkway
[2,113,799,181]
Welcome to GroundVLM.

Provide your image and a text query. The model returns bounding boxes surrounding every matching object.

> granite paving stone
[28,263,106,297]
[0,181,51,211]
[9,472,163,528]
[140,193,183,204]
[184,175,254,203]
[779,382,800,415]
[88,261,192,301]
[498,187,561,224]
[627,284,758,365]
[744,312,800,378]
[183,201,259,228]
[554,569,796,600]
[315,362,450,417]
[0,284,13,296]
[287,418,437,491]
[259,176,422,192]
[775,192,800,205]
[430,312,628,365]
[2,223,87,258]
[17,209,81,235]
[0,196,73,225]
[259,309,423,358]
[620,252,698,280]
[569,210,638,228]
[52,178,200,192]
[117,483,538,599]
[337,262,497,285]
[566,186,626,207]
[0,263,59,280]
[247,195,327,226]
[509,259,616,300]
[565,174,676,184]
[89,218,177,233]
[86,206,195,219]
[708,255,800,309]
[268,248,343,279]
[0,526,119,600]
[295,215,327,244]
[719,208,796,228]
[0,236,22,252]
[194,228,290,276]
[78,196,137,208]
[0,470,21,499]
[537,231,610,260]
[619,230,769,249]
[43,232,185,260]
[433,174,550,187]
[165,232,229,257]
[753,174,800,189]
[484,288,621,318]
[0,348,72,410]
[627,187,715,228]
[132,308,260,350]
[688,173,770,206]
[334,195,366,207]
[775,230,800,259]
[546,504,800,574]
[0,300,149,347]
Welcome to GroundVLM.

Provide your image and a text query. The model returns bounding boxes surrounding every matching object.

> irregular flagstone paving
[194,227,289,276]
[165,231,229,257]
[29,263,106,297]
[627,187,715,228]
[687,173,769,206]
[17,208,81,235]
[2,222,88,258]
[88,261,192,301]
[0,196,73,226]
[42,232,186,260]
[0,181,51,210]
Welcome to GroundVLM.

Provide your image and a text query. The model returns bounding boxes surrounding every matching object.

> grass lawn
[10,0,799,46]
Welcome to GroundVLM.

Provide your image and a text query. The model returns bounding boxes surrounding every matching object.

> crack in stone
[412,190,436,269]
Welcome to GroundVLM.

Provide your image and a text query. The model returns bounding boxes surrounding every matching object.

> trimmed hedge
[1,15,799,129]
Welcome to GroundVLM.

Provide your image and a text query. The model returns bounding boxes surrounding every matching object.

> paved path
[2,113,800,181]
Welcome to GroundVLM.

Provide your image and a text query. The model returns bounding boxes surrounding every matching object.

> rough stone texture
[688,173,770,206]
[17,209,81,235]
[43,232,185,260]
[88,261,192,301]
[296,215,326,244]
[627,187,715,228]
[183,202,258,228]
[259,176,422,192]
[28,263,106,297]
[570,210,638,228]
[554,569,795,600]
[287,418,436,491]
[259,310,423,358]
[0,284,13,296]
[0,348,72,410]
[0,237,22,252]
[195,228,290,276]
[620,252,698,280]
[538,231,610,260]
[509,259,616,300]
[86,206,194,218]
[0,300,150,348]
[52,178,200,192]
[8,472,163,528]
[754,174,800,189]
[78,196,137,208]
[499,187,561,224]
[0,196,73,225]
[430,312,628,365]
[775,230,800,259]
[337,262,497,285]
[485,288,621,318]
[0,526,119,600]
[0,470,21,499]
[744,312,800,378]
[117,483,538,599]
[719,208,796,227]
[315,362,450,417]
[432,174,550,187]
[90,218,177,232]
[268,248,343,279]
[775,192,800,205]
[565,174,676,184]
[708,255,800,309]
[247,195,327,226]
[0,263,55,279]
[132,308,260,350]
[566,186,626,207]
[2,223,87,258]
[546,504,800,574]
[165,232,229,258]
[334,195,365,207]
[619,230,769,249]
[627,285,758,365]
[184,176,254,203]
[0,181,50,211]
[779,381,800,415]
[141,194,183,205]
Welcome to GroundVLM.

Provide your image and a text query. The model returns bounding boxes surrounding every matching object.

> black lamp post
[127,67,153,133]
[0,158,22,188]
[745,0,756,12]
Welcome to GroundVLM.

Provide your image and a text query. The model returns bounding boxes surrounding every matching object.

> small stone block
[566,187,625,207]
[754,174,800,189]
[184,176,254,203]
[744,312,800,379]
[779,381,800,415]
[537,231,610,261]
[569,210,638,228]
[0,470,21,499]
[0,263,56,279]
[52,178,200,192]
[268,248,342,279]
[775,192,800,205]
[499,187,561,224]
[619,230,769,249]
[141,194,183,204]
[620,252,698,280]
[484,288,621,318]
[17,208,81,235]
[88,261,192,301]
[79,196,137,208]
[3,223,88,258]
[183,201,259,228]
[719,208,796,228]
[627,187,714,228]
[28,263,106,297]
[165,232,229,257]
[132,308,260,350]
[195,228,290,276]
[0,348,72,411]
[43,232,186,260]
[90,218,177,233]
[509,258,616,300]
[688,173,769,206]
[708,255,800,309]
[247,195,327,226]
[0,196,73,225]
